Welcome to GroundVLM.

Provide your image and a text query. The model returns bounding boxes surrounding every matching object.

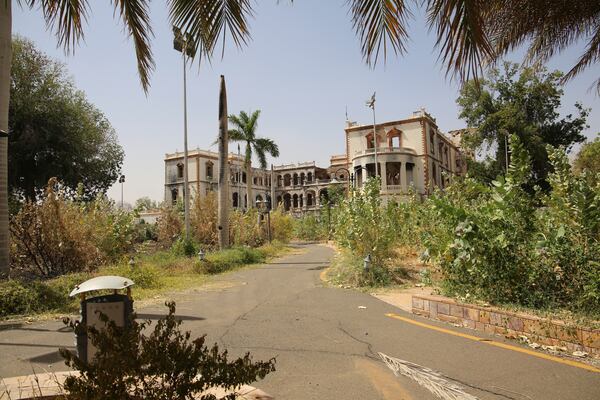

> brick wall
[412,294,600,357]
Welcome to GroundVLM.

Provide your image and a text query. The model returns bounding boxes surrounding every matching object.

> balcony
[354,146,417,157]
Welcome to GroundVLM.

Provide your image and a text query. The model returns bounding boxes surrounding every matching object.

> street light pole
[173,26,196,241]
[366,92,378,179]
[182,49,190,240]
[119,175,125,209]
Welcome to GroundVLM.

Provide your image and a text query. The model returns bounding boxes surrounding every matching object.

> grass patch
[326,247,415,289]
[1,241,289,320]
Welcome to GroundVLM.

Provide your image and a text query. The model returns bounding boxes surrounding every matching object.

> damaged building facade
[164,109,467,212]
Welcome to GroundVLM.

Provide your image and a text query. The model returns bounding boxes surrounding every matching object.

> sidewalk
[373,286,600,363]
[1,372,273,400]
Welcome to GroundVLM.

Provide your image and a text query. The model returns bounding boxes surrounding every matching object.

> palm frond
[227,128,246,142]
[347,0,411,66]
[228,114,245,131]
[254,137,279,158]
[112,0,155,92]
[564,27,600,92]
[246,110,261,140]
[168,0,253,61]
[488,0,600,91]
[254,146,268,169]
[426,0,495,81]
[23,0,89,52]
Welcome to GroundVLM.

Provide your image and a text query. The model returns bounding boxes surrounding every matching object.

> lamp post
[366,92,378,180]
[173,26,196,241]
[255,197,272,243]
[118,174,125,208]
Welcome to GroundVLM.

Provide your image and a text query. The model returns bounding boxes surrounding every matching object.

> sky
[13,0,600,204]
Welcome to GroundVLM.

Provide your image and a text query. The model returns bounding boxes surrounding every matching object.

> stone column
[379,161,387,191]
[400,161,407,192]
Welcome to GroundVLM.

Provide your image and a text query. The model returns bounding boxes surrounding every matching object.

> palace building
[164,109,467,211]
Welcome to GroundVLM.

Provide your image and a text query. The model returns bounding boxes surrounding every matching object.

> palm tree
[0,0,254,274]
[228,110,279,210]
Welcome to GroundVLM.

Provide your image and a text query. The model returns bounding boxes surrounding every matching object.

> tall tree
[0,1,12,273]
[228,110,279,209]
[573,137,600,185]
[0,0,253,274]
[457,62,589,190]
[10,37,124,200]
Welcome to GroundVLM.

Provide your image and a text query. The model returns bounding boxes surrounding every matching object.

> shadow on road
[136,313,205,321]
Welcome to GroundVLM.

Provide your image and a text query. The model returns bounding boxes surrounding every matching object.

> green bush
[270,207,294,243]
[0,280,40,316]
[60,302,275,399]
[422,137,600,314]
[104,263,163,290]
[229,209,266,247]
[0,274,85,317]
[195,247,266,275]
[171,237,198,258]
[333,178,396,284]
[294,214,327,241]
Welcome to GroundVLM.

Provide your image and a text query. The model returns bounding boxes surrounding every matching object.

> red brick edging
[411,294,600,357]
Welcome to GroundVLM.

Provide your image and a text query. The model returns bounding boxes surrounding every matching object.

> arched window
[283,193,291,211]
[284,174,291,186]
[206,161,214,179]
[307,172,313,183]
[366,133,375,149]
[293,194,298,208]
[387,128,402,148]
[307,192,314,206]
[293,173,299,186]
[233,192,239,208]
[171,188,178,203]
[177,163,184,179]
[300,173,305,185]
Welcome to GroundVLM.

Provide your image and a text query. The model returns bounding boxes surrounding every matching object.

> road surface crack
[337,322,379,362]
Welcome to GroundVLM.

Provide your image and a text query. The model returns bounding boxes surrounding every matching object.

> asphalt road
[1,243,599,399]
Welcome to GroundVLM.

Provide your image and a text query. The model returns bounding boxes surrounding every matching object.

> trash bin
[69,275,135,364]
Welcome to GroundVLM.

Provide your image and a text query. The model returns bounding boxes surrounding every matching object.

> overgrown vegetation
[330,138,600,316]
[3,177,291,319]
[60,302,275,400]
[10,178,136,279]
[1,242,286,319]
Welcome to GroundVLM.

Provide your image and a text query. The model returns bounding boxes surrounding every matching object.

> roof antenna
[345,105,349,121]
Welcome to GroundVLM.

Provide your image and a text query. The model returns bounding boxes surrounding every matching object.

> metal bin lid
[69,276,134,297]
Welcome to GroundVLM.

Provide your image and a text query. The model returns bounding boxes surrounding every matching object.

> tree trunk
[246,160,253,209]
[0,0,12,275]
[217,76,229,249]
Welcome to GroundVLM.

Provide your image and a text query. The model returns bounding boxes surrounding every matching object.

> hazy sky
[13,1,600,204]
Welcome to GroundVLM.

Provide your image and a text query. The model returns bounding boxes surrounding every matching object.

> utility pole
[217,76,230,249]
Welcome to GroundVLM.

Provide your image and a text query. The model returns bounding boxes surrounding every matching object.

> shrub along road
[1,244,599,399]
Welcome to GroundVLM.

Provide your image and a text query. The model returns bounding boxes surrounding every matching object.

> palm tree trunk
[246,160,253,209]
[0,0,12,275]
[217,75,229,249]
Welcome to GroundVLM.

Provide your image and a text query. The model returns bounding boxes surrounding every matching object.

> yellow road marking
[385,313,600,374]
